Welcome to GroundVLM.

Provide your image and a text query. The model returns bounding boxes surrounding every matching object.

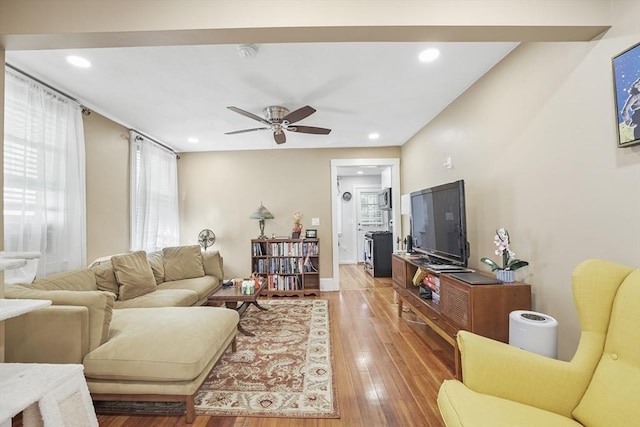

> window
[359,191,383,225]
[130,132,179,252]
[3,68,86,283]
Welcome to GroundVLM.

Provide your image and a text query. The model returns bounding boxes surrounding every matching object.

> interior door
[355,187,384,263]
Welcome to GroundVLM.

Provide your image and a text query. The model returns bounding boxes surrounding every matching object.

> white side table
[0,363,98,427]
[0,298,51,321]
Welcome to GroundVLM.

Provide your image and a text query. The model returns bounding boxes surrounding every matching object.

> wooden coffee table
[206,279,268,336]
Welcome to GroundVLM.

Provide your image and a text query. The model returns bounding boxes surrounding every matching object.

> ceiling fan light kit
[225,105,332,144]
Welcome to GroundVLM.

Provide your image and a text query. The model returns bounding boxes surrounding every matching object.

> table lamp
[250,203,274,239]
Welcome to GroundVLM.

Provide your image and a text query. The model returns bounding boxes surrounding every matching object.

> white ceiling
[6,42,517,153]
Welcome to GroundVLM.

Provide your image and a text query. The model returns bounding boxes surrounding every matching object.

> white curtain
[130,131,179,252]
[3,68,87,283]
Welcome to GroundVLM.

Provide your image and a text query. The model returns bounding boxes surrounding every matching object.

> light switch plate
[311,217,320,226]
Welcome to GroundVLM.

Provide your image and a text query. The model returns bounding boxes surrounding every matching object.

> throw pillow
[162,245,205,281]
[202,250,224,280]
[146,251,165,285]
[111,251,157,301]
[91,262,120,297]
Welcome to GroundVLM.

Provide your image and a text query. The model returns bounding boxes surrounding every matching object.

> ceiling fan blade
[227,106,271,126]
[225,127,270,135]
[274,131,286,144]
[283,105,316,124]
[289,125,332,135]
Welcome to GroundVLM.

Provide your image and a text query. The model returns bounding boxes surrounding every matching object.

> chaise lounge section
[4,245,238,423]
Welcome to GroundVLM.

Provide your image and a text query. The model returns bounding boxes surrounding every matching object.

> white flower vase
[496,269,515,283]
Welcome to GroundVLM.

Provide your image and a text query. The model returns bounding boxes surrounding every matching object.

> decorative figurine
[292,211,303,238]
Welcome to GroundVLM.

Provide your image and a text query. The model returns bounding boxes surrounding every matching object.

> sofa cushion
[157,275,220,301]
[111,251,157,301]
[83,306,239,382]
[3,284,115,352]
[91,262,120,297]
[31,268,97,292]
[147,251,165,285]
[162,245,205,281]
[573,269,640,427]
[202,250,224,280]
[113,289,199,309]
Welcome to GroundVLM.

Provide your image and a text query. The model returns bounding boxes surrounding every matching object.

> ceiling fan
[225,105,331,144]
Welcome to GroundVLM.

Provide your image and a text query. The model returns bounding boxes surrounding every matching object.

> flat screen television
[410,179,469,266]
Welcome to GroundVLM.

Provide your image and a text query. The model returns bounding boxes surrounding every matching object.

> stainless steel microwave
[378,187,392,210]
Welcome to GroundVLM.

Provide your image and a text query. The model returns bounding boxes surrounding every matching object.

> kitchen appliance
[378,187,392,210]
[364,231,393,277]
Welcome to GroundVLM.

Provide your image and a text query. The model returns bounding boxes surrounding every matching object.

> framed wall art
[612,42,640,147]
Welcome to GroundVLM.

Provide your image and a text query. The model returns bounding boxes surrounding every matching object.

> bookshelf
[251,238,320,297]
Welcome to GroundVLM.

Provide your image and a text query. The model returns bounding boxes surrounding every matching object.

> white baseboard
[319,277,339,292]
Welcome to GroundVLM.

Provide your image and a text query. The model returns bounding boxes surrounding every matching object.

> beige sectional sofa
[4,245,238,423]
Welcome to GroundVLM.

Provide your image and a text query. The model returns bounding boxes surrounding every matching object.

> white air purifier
[509,310,558,359]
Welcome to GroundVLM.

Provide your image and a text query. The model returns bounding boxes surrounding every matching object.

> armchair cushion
[438,380,583,427]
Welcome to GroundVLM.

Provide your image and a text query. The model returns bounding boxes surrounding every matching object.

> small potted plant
[480,228,529,283]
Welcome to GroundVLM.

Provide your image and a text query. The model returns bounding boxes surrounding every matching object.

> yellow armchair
[438,259,639,427]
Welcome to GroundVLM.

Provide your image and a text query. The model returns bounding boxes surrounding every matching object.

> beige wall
[0,0,632,361]
[81,112,400,278]
[401,2,640,360]
[178,147,400,279]
[84,112,131,263]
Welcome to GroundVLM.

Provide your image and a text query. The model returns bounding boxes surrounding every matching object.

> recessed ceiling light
[237,44,258,59]
[419,48,440,62]
[187,137,199,144]
[368,133,380,140]
[357,171,364,175]
[66,55,91,68]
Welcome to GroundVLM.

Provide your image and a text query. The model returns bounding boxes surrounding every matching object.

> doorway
[330,158,400,291]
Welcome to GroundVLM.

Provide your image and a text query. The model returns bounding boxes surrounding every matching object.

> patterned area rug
[195,299,339,418]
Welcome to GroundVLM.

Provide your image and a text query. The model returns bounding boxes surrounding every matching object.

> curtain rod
[6,63,179,159]
[6,63,80,104]
[131,130,180,159]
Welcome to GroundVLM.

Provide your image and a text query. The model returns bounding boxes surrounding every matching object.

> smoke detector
[237,44,258,59]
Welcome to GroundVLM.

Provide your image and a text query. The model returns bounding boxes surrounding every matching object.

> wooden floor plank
[33,265,452,427]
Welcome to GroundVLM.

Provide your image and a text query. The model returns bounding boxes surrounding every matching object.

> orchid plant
[480,228,529,271]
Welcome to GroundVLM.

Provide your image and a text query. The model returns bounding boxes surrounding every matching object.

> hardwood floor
[97,264,455,427]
